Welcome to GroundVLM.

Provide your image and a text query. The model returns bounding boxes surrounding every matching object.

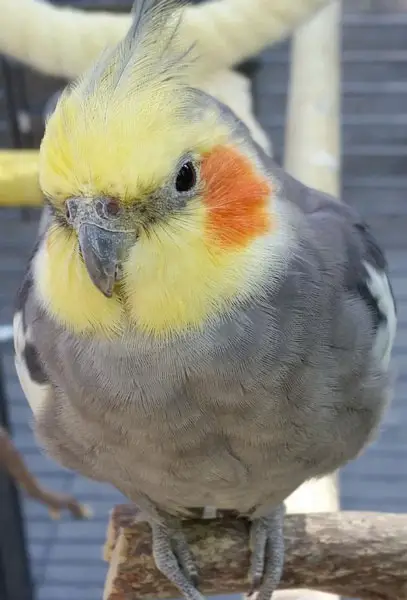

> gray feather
[14,148,396,520]
[72,0,190,103]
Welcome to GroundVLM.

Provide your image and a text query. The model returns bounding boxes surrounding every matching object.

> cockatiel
[13,1,397,599]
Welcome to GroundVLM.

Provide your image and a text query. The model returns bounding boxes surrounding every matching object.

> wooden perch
[104,505,407,600]
[0,426,91,519]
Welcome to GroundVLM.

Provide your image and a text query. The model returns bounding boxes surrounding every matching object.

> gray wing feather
[282,172,397,368]
[13,240,52,416]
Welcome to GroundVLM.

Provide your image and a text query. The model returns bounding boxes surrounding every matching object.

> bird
[13,1,397,599]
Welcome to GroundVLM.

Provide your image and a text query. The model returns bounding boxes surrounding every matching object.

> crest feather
[74,0,193,102]
[39,0,221,204]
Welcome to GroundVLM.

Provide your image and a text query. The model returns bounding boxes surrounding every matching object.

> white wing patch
[362,261,397,370]
[13,311,50,417]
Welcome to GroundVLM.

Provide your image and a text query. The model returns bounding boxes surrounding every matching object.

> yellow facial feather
[36,80,270,339]
[39,86,230,205]
[123,200,271,336]
[34,202,272,338]
[34,0,275,338]
[38,0,219,205]
[34,225,125,338]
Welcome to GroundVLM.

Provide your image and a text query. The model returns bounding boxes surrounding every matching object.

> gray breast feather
[12,182,396,517]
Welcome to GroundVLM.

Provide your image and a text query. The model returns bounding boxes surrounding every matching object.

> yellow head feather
[36,0,277,339]
[39,0,223,204]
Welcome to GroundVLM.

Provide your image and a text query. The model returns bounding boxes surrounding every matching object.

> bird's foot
[248,504,285,600]
[150,517,205,600]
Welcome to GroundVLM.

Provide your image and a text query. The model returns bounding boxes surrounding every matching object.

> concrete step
[342,93,407,114]
[342,122,407,146]
[343,145,407,177]
[258,79,407,115]
[265,119,407,151]
[343,22,407,51]
[343,175,407,189]
[343,0,407,19]
[344,186,407,216]
[263,48,407,65]
[266,118,407,151]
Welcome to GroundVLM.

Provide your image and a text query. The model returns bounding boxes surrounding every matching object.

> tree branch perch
[103,505,407,600]
[0,426,90,519]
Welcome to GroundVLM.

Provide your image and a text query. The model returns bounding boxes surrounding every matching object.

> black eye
[175,161,196,193]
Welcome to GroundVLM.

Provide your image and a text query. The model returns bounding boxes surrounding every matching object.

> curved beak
[78,224,132,297]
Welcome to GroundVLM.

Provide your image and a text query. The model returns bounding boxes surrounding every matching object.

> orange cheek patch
[201,145,272,249]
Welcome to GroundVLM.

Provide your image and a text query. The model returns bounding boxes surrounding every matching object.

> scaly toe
[172,529,200,587]
[248,505,285,600]
[248,519,267,594]
[151,520,204,600]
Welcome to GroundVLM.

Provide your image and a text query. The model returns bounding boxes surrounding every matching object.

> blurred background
[0,1,406,599]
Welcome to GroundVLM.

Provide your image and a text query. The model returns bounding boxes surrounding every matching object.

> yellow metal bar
[0,150,43,207]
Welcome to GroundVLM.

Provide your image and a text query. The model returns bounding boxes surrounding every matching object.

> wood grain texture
[103,505,407,600]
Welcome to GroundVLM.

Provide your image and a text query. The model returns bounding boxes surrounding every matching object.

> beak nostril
[105,199,121,217]
[96,197,121,219]
[65,199,77,223]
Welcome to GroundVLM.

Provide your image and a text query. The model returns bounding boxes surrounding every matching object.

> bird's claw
[151,519,204,600]
[248,504,285,600]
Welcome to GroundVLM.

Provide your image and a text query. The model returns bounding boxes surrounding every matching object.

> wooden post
[281,2,341,599]
[284,1,341,196]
